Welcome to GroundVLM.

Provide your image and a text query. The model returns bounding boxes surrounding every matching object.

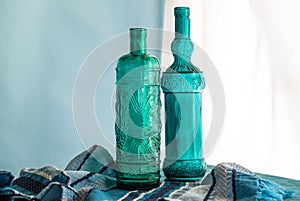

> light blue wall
[0,0,164,174]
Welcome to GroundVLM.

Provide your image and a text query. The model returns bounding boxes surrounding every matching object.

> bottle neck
[175,16,190,39]
[130,38,146,55]
[174,7,190,39]
[168,7,200,72]
[130,28,147,55]
[172,8,193,62]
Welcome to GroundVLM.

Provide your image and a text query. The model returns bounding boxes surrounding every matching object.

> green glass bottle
[162,7,206,181]
[115,28,161,189]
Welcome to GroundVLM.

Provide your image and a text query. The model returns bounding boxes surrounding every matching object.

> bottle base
[116,179,160,190]
[163,159,206,181]
[116,170,160,190]
[165,177,202,181]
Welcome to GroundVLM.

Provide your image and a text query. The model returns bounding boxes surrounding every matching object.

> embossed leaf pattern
[127,87,152,128]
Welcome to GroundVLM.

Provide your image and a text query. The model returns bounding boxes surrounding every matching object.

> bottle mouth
[130,28,146,31]
[174,7,190,17]
[130,28,147,39]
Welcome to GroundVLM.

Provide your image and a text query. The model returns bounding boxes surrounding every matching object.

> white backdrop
[164,0,300,180]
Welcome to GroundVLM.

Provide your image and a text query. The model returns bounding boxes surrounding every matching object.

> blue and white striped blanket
[0,145,295,200]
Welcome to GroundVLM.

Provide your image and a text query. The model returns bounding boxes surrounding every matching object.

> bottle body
[162,7,206,181]
[162,72,206,180]
[115,28,161,189]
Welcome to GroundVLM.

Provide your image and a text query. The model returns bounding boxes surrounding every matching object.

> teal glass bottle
[115,28,161,189]
[162,7,206,181]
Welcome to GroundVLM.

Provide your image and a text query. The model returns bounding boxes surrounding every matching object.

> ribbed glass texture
[115,28,161,189]
[162,7,206,181]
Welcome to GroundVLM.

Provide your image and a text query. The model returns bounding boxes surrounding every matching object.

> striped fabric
[0,146,295,201]
[163,163,295,201]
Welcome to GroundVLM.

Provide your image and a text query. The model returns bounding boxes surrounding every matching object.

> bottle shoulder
[117,53,160,69]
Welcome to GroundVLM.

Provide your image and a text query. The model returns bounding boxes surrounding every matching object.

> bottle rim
[129,28,147,39]
[174,7,190,17]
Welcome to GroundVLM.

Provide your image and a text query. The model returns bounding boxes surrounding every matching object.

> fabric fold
[167,163,295,201]
[0,145,116,201]
[0,171,14,188]
[0,146,296,201]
